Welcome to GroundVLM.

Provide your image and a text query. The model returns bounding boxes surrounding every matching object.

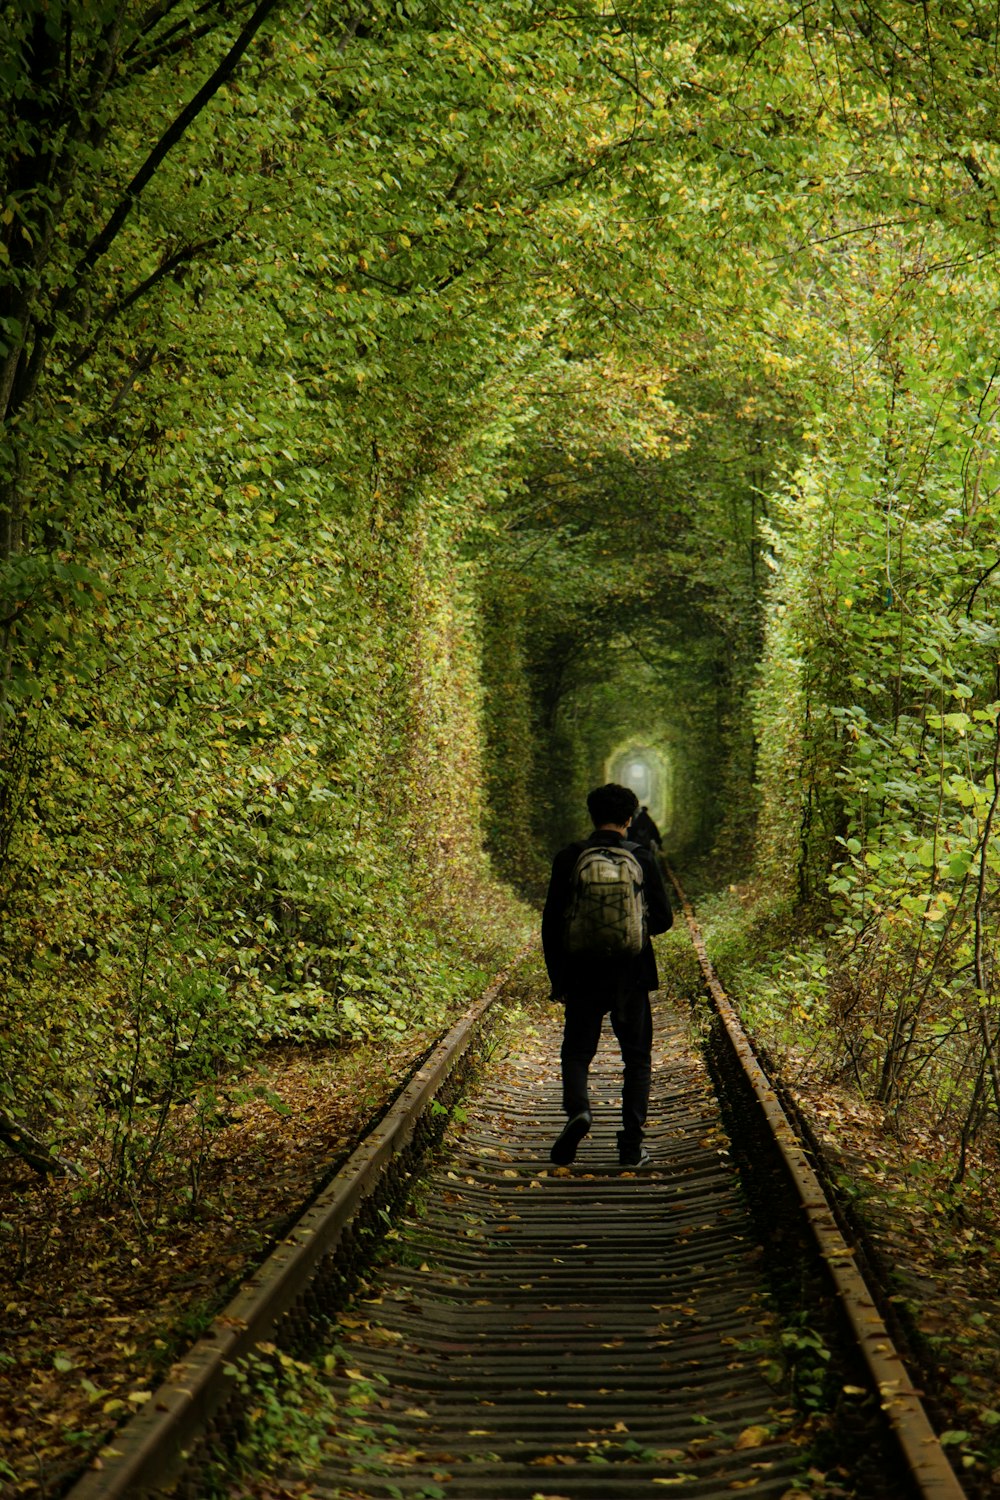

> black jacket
[541,829,672,1002]
[629,808,662,850]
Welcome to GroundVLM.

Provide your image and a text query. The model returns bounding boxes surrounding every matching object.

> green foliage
[205,1344,339,1491]
[475,371,780,867]
[1,0,556,1190]
[4,0,1000,1191]
[651,925,704,1006]
[751,229,1000,1128]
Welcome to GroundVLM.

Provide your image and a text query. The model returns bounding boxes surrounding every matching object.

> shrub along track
[66,907,968,1500]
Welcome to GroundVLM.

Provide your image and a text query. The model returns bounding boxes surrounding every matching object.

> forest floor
[0,1024,446,1500]
[3,972,1000,1498]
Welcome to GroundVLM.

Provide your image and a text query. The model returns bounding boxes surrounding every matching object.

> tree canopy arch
[0,0,997,1186]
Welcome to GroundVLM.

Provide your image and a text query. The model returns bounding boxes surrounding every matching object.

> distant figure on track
[542,783,672,1169]
[628,804,662,854]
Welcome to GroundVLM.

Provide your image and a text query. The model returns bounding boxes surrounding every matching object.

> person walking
[629,804,662,854]
[542,783,672,1169]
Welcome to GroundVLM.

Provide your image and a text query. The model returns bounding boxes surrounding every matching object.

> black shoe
[550,1111,591,1165]
[618,1141,651,1169]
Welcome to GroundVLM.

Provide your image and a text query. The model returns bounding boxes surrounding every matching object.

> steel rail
[64,970,512,1500]
[666,866,967,1500]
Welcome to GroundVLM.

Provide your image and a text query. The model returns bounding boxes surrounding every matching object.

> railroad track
[299,1006,805,1498]
[66,889,968,1500]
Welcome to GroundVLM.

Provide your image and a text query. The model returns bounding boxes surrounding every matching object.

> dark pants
[560,989,652,1147]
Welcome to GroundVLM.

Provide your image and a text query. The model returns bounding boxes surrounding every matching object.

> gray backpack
[564,844,647,958]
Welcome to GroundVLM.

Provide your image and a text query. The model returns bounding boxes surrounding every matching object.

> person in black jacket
[629,804,662,853]
[542,783,672,1169]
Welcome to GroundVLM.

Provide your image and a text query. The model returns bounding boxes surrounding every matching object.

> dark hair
[587,783,639,827]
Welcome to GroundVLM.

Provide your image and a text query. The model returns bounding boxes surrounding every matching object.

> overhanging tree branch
[0,0,284,431]
[0,1108,80,1178]
[68,223,244,374]
[63,0,284,306]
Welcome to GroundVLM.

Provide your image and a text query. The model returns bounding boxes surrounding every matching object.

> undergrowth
[694,881,1000,1495]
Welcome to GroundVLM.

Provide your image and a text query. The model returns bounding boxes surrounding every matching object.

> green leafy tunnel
[1,0,999,1176]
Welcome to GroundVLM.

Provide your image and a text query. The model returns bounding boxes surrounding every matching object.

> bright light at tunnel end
[606,742,671,830]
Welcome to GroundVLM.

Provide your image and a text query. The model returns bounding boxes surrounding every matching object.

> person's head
[587,783,639,829]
